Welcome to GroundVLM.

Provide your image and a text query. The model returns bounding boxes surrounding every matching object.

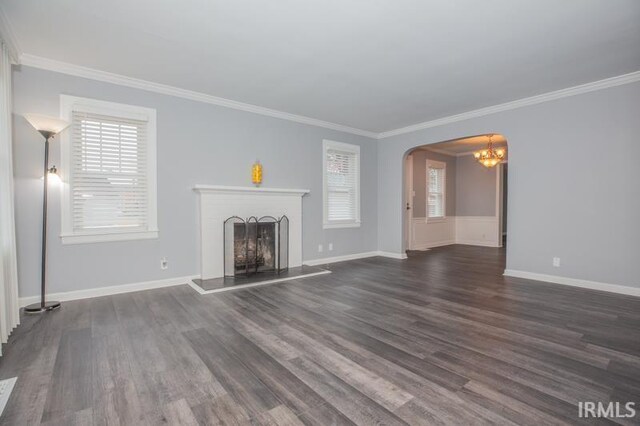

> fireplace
[194,185,307,280]
[224,216,289,277]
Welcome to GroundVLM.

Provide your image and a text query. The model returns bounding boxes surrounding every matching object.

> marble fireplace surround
[194,185,309,280]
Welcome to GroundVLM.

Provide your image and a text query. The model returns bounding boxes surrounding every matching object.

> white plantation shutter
[427,161,446,218]
[71,112,149,232]
[323,141,360,227]
[60,96,157,244]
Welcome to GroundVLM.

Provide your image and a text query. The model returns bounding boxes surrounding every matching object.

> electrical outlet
[553,257,561,267]
[318,244,323,253]
[160,257,168,270]
[328,243,333,251]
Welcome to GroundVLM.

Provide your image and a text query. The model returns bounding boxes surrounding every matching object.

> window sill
[60,230,159,245]
[323,222,361,229]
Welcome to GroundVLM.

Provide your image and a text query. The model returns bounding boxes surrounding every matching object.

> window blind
[428,166,445,218]
[70,111,149,233]
[326,148,359,222]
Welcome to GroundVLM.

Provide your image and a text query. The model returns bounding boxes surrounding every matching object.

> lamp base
[24,301,61,314]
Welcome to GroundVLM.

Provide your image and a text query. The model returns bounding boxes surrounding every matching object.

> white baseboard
[303,251,380,266]
[503,269,640,297]
[17,249,410,305]
[412,240,455,250]
[303,250,407,266]
[19,275,200,308]
[456,240,500,247]
[376,251,408,260]
[18,250,413,306]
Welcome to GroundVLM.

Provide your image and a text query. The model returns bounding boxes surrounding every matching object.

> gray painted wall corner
[377,81,640,289]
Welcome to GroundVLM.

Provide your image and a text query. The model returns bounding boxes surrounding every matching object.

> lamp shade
[24,113,70,135]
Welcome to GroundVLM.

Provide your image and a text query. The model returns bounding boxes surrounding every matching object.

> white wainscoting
[455,216,500,247]
[411,216,500,250]
[411,217,456,250]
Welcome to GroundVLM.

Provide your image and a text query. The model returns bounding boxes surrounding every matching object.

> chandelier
[473,134,506,168]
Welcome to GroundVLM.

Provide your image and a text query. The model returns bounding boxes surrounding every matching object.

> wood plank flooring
[1,245,639,425]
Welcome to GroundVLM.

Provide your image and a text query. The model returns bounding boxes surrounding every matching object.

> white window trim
[426,159,446,223]
[322,139,361,229]
[59,95,158,244]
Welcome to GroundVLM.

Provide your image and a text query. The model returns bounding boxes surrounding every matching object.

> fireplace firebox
[223,216,289,277]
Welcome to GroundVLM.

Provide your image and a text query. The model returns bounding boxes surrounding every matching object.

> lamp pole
[24,130,61,313]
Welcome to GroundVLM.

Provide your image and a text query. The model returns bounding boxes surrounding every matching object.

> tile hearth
[190,265,330,294]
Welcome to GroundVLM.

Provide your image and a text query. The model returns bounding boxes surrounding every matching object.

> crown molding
[0,6,21,64]
[378,70,640,139]
[18,54,379,139]
[12,55,640,141]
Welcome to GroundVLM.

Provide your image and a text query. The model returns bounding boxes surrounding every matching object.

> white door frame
[496,161,508,247]
[404,154,414,251]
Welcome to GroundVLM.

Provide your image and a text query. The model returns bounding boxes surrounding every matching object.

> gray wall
[11,66,640,294]
[411,149,500,218]
[379,81,640,288]
[410,150,456,217]
[455,154,496,216]
[12,66,378,297]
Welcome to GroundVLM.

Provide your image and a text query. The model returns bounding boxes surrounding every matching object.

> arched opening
[402,134,509,258]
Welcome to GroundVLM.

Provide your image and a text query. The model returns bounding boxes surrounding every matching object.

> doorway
[497,162,508,247]
[402,134,508,253]
[404,154,414,251]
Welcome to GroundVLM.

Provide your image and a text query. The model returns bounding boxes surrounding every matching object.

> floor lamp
[23,114,69,314]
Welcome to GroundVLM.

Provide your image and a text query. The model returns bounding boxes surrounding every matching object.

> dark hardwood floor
[1,245,639,425]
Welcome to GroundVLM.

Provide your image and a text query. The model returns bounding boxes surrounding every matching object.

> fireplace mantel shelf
[194,185,309,197]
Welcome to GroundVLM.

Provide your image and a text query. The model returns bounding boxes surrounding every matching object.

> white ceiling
[2,0,639,134]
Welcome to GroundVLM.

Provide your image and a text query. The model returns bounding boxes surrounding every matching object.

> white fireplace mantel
[194,184,309,280]
[194,185,310,196]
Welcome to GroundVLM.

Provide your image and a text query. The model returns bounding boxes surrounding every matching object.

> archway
[402,134,509,255]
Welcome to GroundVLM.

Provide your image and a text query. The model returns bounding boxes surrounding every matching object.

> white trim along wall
[410,216,500,250]
[16,55,640,140]
[503,270,640,297]
[17,250,408,307]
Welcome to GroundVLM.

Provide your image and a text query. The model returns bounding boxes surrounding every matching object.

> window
[427,160,446,220]
[323,140,360,228]
[60,96,157,244]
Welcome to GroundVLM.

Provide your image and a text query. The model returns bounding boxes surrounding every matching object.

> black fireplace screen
[223,215,289,277]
